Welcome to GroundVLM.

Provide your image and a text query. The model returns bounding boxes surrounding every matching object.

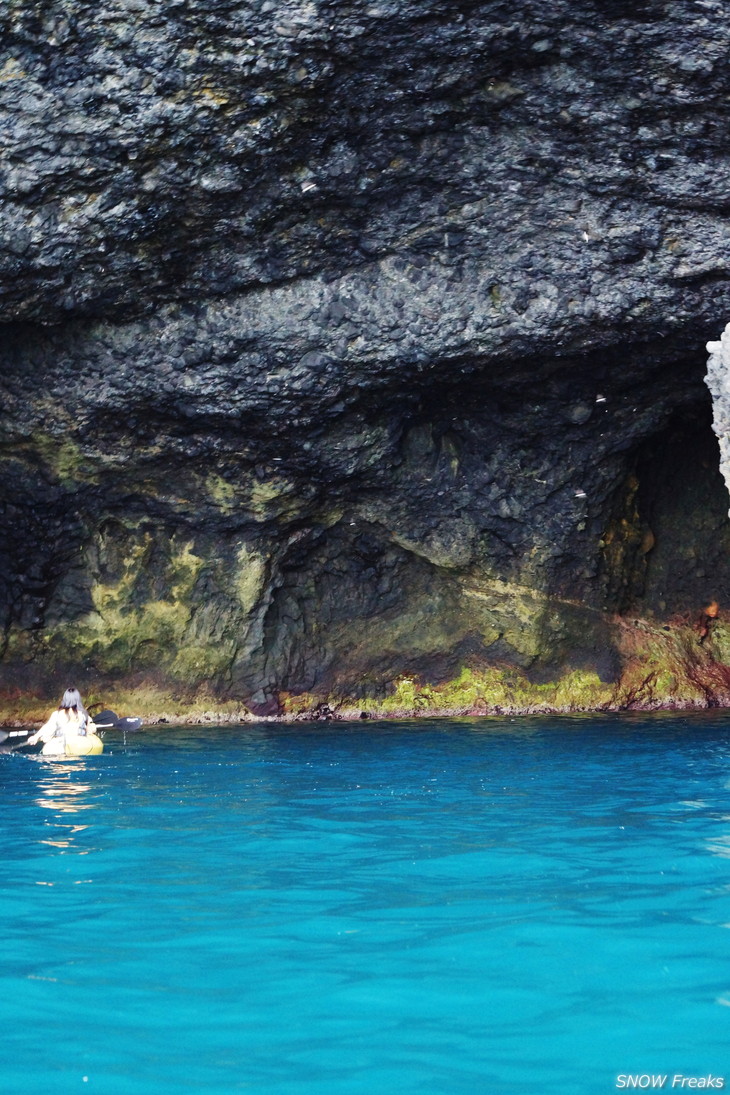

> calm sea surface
[2,714,730,1095]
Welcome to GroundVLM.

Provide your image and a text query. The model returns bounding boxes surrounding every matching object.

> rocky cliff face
[3,0,730,719]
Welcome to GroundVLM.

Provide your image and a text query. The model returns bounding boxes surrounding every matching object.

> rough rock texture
[4,0,730,718]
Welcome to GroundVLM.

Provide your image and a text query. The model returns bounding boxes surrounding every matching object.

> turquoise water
[2,714,730,1094]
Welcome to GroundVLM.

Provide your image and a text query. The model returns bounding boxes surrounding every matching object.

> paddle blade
[2,729,35,751]
[116,717,143,732]
[92,709,119,728]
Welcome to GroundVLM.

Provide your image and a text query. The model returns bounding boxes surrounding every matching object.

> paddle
[115,717,143,731]
[0,728,31,744]
[92,708,121,728]
[91,709,143,732]
[0,709,143,748]
[0,728,37,751]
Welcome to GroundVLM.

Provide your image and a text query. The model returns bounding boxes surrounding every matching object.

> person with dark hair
[27,688,102,755]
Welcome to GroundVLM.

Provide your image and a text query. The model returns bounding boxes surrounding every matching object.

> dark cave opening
[611,399,730,620]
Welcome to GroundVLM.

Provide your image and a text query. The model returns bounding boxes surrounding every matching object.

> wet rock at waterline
[4,1,730,719]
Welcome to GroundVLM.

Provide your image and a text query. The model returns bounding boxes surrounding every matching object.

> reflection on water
[707,834,730,859]
[32,760,97,852]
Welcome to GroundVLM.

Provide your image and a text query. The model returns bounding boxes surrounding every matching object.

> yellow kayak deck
[41,733,104,756]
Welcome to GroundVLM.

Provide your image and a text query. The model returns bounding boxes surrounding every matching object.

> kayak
[42,733,104,757]
[0,707,141,754]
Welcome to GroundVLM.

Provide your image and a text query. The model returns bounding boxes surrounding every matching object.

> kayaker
[26,688,98,753]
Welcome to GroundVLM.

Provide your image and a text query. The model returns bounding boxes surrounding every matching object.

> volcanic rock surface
[3,0,730,717]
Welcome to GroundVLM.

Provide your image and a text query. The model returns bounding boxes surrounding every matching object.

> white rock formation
[706,324,730,512]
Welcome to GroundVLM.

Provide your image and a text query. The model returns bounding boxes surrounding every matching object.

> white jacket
[36,708,97,743]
